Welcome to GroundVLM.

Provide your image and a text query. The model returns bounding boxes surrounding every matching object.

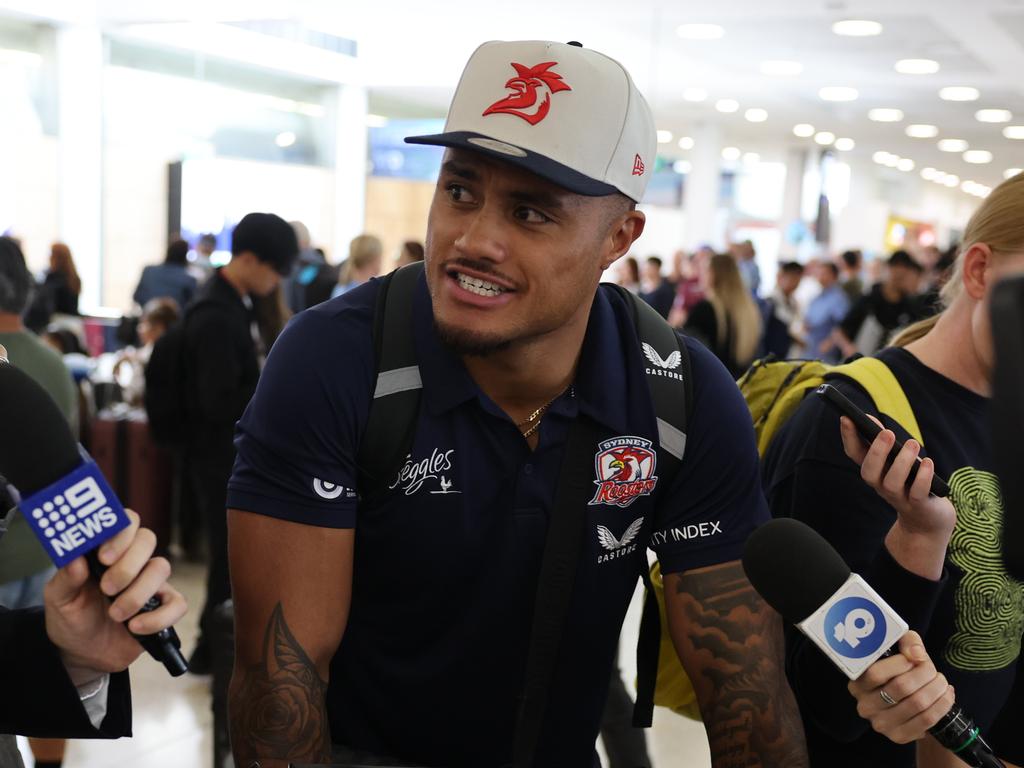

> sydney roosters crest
[482,61,572,125]
[589,436,658,508]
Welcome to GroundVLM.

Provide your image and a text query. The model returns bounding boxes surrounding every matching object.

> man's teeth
[456,273,506,297]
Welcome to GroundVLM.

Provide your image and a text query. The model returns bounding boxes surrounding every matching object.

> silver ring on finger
[879,689,897,706]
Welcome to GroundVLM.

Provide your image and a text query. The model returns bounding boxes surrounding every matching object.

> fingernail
[911,645,927,662]
[109,605,124,622]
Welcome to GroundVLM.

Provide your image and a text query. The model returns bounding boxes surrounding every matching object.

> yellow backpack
[648,356,922,720]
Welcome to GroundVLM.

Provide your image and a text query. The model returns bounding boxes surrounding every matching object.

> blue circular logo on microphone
[824,597,887,658]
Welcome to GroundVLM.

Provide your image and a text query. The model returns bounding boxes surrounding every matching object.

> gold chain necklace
[515,387,572,439]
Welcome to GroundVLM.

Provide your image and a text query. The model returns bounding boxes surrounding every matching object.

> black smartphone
[815,383,950,498]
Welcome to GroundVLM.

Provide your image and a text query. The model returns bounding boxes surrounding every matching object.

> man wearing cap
[181,212,298,673]
[227,42,808,767]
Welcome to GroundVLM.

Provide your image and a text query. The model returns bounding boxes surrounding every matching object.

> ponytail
[889,314,940,348]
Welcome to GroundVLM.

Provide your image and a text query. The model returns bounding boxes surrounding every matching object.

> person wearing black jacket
[182,213,297,673]
[0,500,186,761]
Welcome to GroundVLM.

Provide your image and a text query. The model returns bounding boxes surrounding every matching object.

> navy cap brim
[405,131,620,197]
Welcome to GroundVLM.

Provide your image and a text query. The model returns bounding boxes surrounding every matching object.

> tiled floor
[18,563,710,768]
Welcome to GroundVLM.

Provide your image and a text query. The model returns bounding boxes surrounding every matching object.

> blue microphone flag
[19,456,131,568]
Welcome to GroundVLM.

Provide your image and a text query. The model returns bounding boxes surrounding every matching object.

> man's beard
[434,317,513,357]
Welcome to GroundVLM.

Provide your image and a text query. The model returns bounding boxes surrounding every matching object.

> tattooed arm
[664,560,809,768]
[228,510,354,768]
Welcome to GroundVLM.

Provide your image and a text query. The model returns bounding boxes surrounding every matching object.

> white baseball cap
[406,40,656,202]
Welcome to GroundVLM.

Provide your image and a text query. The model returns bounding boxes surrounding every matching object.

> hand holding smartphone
[816,384,950,498]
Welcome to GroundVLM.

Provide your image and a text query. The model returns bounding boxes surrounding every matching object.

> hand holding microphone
[44,508,187,686]
[0,357,188,676]
[847,630,956,746]
[743,518,1005,767]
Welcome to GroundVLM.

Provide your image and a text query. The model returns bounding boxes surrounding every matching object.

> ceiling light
[834,137,856,151]
[869,108,904,122]
[961,180,978,194]
[366,114,389,127]
[943,174,960,187]
[897,158,915,172]
[677,23,725,40]
[872,151,893,164]
[895,58,940,75]
[815,131,836,145]
[921,167,937,180]
[906,124,939,138]
[819,86,859,102]
[721,146,742,161]
[673,160,693,174]
[938,139,968,152]
[793,123,815,137]
[939,86,980,102]
[1004,126,1024,140]
[745,108,768,123]
[932,170,948,182]
[743,152,761,164]
[832,19,883,36]
[683,88,708,102]
[274,131,296,148]
[657,130,673,144]
[716,98,739,113]
[963,150,993,164]
[760,60,803,76]
[884,154,901,168]
[976,109,1012,123]
[678,136,695,150]
[1005,168,1022,179]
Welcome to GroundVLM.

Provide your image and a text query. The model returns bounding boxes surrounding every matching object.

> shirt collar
[413,279,638,436]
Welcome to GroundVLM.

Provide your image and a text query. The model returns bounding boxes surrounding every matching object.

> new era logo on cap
[406,40,656,202]
[20,459,131,567]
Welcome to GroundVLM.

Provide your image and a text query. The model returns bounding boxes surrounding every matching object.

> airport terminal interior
[1,0,1023,766]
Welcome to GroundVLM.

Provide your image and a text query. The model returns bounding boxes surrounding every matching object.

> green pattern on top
[944,467,1024,671]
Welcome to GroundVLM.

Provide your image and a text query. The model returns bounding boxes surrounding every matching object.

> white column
[681,121,723,251]
[779,147,808,259]
[55,25,104,308]
[331,83,368,263]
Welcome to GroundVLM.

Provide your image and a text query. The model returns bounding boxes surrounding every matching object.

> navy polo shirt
[228,274,768,767]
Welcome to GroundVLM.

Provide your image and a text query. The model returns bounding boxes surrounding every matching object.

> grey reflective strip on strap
[374,366,423,399]
[656,417,687,461]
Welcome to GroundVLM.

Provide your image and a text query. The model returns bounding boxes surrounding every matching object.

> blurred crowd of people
[617,239,956,379]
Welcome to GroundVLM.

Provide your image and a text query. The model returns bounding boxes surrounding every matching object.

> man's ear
[600,210,646,272]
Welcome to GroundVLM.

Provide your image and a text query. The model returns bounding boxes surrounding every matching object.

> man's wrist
[60,655,107,688]
[885,522,951,581]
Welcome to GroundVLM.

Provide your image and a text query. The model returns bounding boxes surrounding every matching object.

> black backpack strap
[513,414,608,768]
[605,284,692,473]
[356,262,425,501]
[603,283,694,728]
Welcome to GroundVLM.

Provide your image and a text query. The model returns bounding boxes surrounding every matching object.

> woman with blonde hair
[683,253,762,377]
[333,234,383,298]
[763,172,1024,768]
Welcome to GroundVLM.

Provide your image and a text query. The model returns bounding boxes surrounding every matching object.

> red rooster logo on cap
[482,61,572,126]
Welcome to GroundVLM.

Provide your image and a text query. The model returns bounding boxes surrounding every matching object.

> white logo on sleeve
[313,478,346,500]
[596,517,645,564]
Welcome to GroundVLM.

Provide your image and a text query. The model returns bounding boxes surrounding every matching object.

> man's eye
[446,184,474,203]
[515,207,551,224]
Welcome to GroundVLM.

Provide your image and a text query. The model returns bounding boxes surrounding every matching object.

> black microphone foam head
[0,361,81,495]
[742,518,852,624]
